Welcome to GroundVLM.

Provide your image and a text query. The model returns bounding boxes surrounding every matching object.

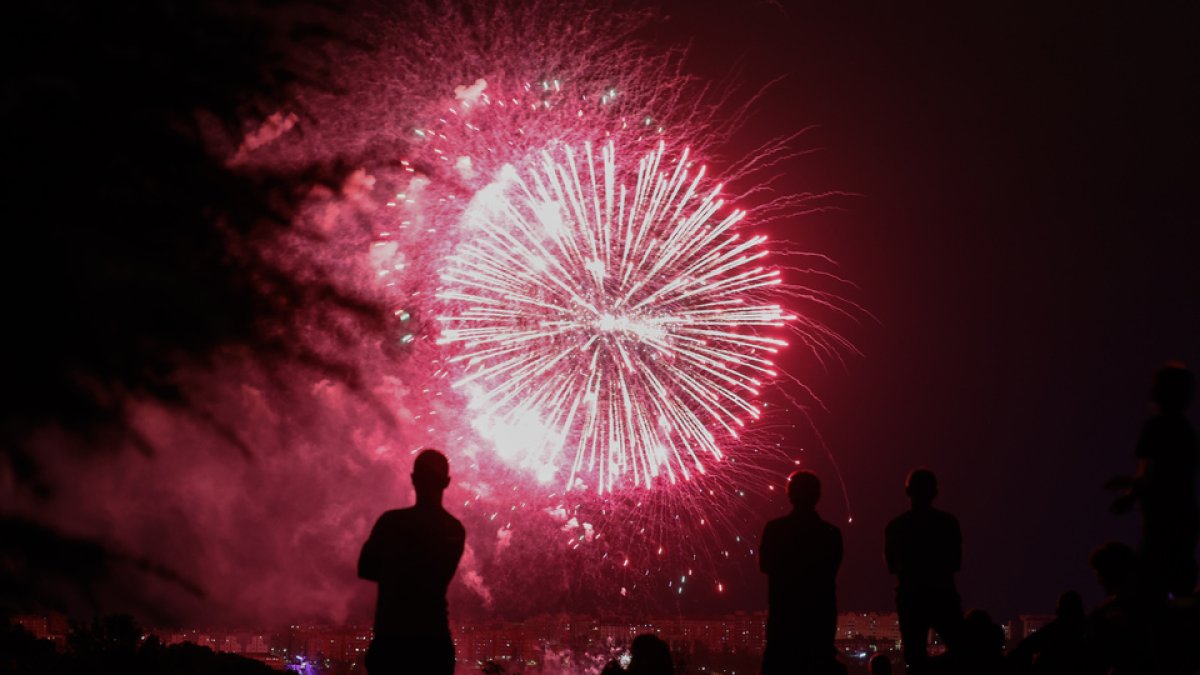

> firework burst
[438,141,792,494]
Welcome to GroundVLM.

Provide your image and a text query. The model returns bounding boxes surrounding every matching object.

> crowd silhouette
[751,361,1196,675]
[749,362,1196,675]
[4,365,1196,674]
[1007,591,1087,675]
[354,363,1196,675]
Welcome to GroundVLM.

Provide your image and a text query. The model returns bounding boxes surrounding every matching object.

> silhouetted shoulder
[761,511,841,578]
[1133,414,1197,516]
[374,507,411,527]
[762,515,787,536]
[371,507,464,533]
[885,507,961,580]
[439,509,466,543]
[818,516,840,535]
[820,518,843,550]
[761,512,841,544]
[447,513,466,549]
[933,507,960,529]
[1135,415,1198,459]
[358,506,465,584]
[889,508,958,528]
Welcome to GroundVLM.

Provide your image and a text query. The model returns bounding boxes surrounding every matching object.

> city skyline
[12,608,1064,672]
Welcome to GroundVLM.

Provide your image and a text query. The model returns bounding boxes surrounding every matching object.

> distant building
[12,615,49,640]
[837,611,902,650]
[284,623,371,666]
[245,634,270,655]
[164,629,197,646]
[724,611,767,653]
[242,652,287,670]
[1001,621,1017,649]
[20,608,1060,671]
[9,613,69,650]
[1018,615,1056,639]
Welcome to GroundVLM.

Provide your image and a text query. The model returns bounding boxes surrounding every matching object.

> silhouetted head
[1151,361,1194,414]
[905,469,938,508]
[1089,542,1136,597]
[412,448,451,503]
[1056,590,1085,622]
[787,470,821,510]
[869,654,893,675]
[963,609,1005,657]
[628,633,673,675]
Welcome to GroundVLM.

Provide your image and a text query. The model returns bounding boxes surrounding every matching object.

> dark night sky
[659,2,1200,619]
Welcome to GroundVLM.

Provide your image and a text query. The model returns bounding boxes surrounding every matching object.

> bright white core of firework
[438,141,791,494]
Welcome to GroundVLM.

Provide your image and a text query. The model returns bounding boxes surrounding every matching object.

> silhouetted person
[870,654,894,675]
[760,470,844,675]
[1008,591,1089,675]
[1107,362,1198,600]
[358,449,466,675]
[629,634,674,675]
[600,635,675,675]
[918,608,1004,675]
[957,610,1006,675]
[1087,542,1152,675]
[885,469,963,671]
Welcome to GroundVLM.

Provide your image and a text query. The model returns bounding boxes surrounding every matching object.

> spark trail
[438,141,793,494]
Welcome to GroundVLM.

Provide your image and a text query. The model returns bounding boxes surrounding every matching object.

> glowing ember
[438,141,792,493]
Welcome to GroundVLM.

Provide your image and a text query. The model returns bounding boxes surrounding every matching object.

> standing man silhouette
[1107,362,1197,600]
[760,470,844,675]
[359,449,466,675]
[885,469,962,671]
